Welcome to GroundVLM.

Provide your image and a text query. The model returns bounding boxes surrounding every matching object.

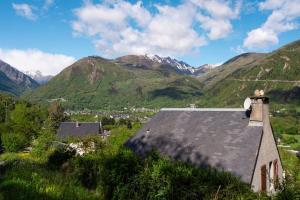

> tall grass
[0,124,270,200]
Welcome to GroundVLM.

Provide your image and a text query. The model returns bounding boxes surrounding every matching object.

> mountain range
[115,54,205,75]
[22,56,204,109]
[0,60,39,95]
[1,39,300,109]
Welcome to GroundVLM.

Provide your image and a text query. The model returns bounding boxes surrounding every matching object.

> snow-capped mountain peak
[24,70,53,84]
[144,54,195,74]
[117,54,221,75]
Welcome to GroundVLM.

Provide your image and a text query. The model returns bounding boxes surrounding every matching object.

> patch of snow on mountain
[145,54,195,74]
[24,70,53,84]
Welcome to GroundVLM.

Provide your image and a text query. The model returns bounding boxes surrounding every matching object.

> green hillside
[24,39,300,110]
[24,56,203,110]
[198,40,300,108]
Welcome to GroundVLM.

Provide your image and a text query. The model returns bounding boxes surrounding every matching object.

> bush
[31,131,57,161]
[286,126,299,135]
[283,136,298,144]
[98,149,260,200]
[118,118,127,126]
[275,180,300,200]
[102,117,115,126]
[0,159,100,200]
[117,119,132,129]
[126,120,132,129]
[1,132,29,152]
[103,125,116,131]
[71,155,101,189]
[47,146,76,169]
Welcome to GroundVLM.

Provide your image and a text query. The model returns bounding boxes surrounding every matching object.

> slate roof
[57,122,101,138]
[125,108,263,184]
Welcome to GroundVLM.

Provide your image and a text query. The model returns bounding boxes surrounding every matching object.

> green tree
[10,103,45,137]
[1,131,28,152]
[1,103,46,152]
[48,101,67,133]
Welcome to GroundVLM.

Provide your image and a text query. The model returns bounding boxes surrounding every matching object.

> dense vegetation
[0,93,300,199]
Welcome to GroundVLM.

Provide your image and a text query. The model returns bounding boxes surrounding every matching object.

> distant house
[57,122,102,138]
[125,95,283,194]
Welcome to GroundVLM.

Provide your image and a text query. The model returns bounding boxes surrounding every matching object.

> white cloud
[244,28,278,49]
[12,3,37,20]
[259,0,284,10]
[192,0,240,19]
[194,0,241,40]
[197,15,233,40]
[0,49,76,76]
[72,0,239,57]
[231,45,246,54]
[244,0,300,49]
[43,0,55,10]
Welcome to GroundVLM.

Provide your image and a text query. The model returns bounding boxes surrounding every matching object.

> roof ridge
[160,108,246,112]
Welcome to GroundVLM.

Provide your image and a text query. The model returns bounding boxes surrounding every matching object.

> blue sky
[0,0,299,75]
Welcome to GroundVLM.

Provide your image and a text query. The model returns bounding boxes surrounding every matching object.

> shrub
[283,136,298,144]
[275,180,300,200]
[0,159,100,200]
[126,120,132,129]
[99,149,260,200]
[1,132,29,152]
[31,131,57,161]
[47,146,76,170]
[101,117,115,126]
[118,118,127,126]
[286,126,299,135]
[103,125,116,131]
[71,155,101,189]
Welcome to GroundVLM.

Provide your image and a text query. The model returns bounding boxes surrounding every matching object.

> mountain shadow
[268,87,300,104]
[150,87,203,100]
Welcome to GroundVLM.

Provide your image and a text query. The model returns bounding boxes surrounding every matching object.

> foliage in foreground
[0,151,262,200]
[0,124,266,200]
[0,98,299,200]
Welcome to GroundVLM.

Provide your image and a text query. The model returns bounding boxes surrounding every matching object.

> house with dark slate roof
[125,95,283,194]
[57,122,102,138]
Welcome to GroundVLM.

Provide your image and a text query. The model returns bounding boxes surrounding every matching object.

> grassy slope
[198,40,300,107]
[24,56,203,110]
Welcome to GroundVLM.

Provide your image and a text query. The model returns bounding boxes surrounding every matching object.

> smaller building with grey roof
[57,122,102,138]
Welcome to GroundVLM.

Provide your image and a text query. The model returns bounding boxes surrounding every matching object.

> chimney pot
[248,92,269,126]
